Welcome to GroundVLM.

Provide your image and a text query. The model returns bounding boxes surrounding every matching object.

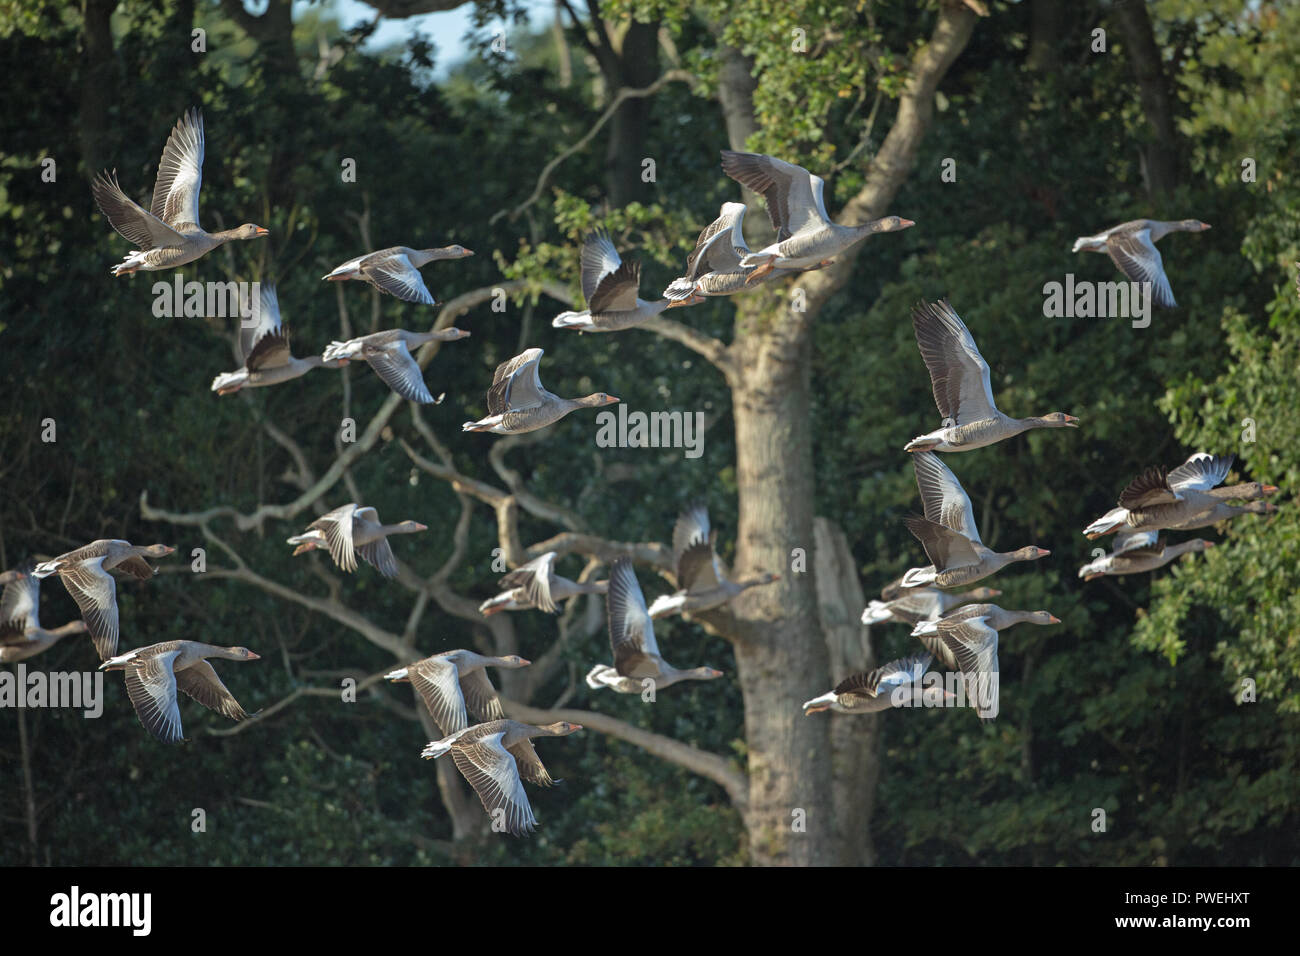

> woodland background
[1,0,1297,866]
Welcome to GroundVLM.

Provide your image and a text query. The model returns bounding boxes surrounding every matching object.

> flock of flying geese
[2,107,1277,835]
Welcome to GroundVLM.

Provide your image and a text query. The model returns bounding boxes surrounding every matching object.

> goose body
[478,552,607,616]
[322,327,469,404]
[646,502,778,618]
[901,452,1049,589]
[322,245,473,305]
[1071,218,1210,309]
[0,562,91,664]
[211,284,344,394]
[32,540,175,660]
[386,650,529,735]
[462,348,618,435]
[92,109,268,275]
[663,202,797,301]
[904,299,1078,452]
[909,604,1059,720]
[421,719,582,836]
[719,151,913,279]
[552,229,678,331]
[1163,498,1275,532]
[802,653,951,715]
[99,640,260,743]
[1084,453,1247,538]
[1078,536,1212,581]
[288,503,427,577]
[587,558,724,694]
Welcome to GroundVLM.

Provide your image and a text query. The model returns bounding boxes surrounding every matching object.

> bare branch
[638,315,735,381]
[490,69,700,225]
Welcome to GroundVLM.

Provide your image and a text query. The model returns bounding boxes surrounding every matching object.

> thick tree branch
[638,315,735,381]
[501,699,748,810]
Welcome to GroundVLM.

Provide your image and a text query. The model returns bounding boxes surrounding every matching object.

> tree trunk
[728,323,837,865]
[1112,0,1181,197]
[78,0,119,174]
[814,517,879,866]
[601,19,660,206]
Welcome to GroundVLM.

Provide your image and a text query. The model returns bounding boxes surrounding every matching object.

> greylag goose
[92,108,268,276]
[478,551,608,616]
[287,503,427,577]
[1078,536,1212,581]
[719,150,913,281]
[32,540,176,660]
[802,653,951,715]
[0,562,91,664]
[1084,453,1241,538]
[905,299,1078,452]
[421,719,582,836]
[211,283,345,394]
[322,245,473,306]
[586,558,723,694]
[1071,219,1210,309]
[99,641,259,743]
[551,229,681,331]
[385,650,529,735]
[901,452,1050,589]
[1164,498,1275,532]
[663,202,796,301]
[910,604,1060,720]
[861,584,1001,627]
[646,502,778,618]
[322,327,469,404]
[462,348,617,435]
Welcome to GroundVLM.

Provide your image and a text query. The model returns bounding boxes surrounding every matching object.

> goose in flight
[901,452,1050,589]
[802,653,951,715]
[211,283,346,394]
[910,604,1059,720]
[99,641,260,743]
[1071,219,1210,309]
[647,502,778,618]
[386,650,530,735]
[421,719,582,836]
[719,151,913,282]
[1078,535,1212,581]
[1083,453,1250,538]
[586,558,724,694]
[478,552,608,615]
[905,299,1078,452]
[287,503,427,577]
[92,108,268,276]
[33,540,176,660]
[861,584,1001,628]
[462,348,617,435]
[322,245,473,306]
[552,229,686,331]
[322,327,469,404]
[663,202,797,300]
[0,561,91,664]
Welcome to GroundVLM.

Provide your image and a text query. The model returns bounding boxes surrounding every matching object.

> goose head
[228,647,261,660]
[395,521,428,534]
[235,224,270,240]
[1012,546,1051,561]
[1028,611,1061,626]
[541,721,583,736]
[499,654,531,668]
[1181,220,1212,232]
[1037,412,1079,428]
[867,216,915,233]
[578,392,619,407]
[142,544,176,558]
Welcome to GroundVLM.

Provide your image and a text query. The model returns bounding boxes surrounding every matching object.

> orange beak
[254,227,270,237]
[246,652,262,660]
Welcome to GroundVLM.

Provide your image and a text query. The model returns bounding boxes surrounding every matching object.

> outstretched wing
[150,107,205,229]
